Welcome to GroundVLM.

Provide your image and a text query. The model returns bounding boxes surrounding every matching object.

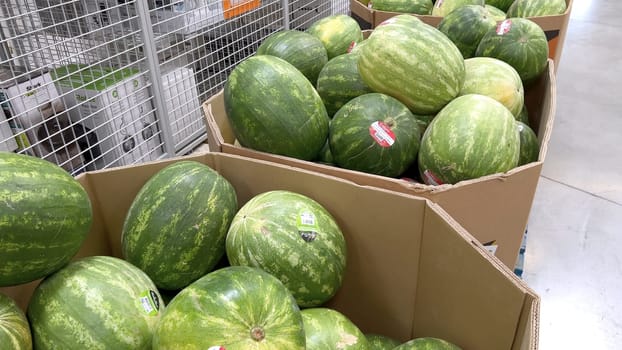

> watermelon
[256,30,328,85]
[358,14,465,115]
[438,5,498,58]
[484,0,514,12]
[507,0,567,17]
[329,93,421,177]
[307,15,364,59]
[418,94,520,185]
[394,337,462,349]
[224,55,329,161]
[485,4,507,20]
[27,256,163,349]
[0,152,92,287]
[226,190,346,308]
[517,121,539,165]
[371,0,433,14]
[153,266,305,350]
[431,0,485,17]
[302,308,370,350]
[460,57,524,117]
[366,333,401,349]
[517,103,529,124]
[475,18,549,85]
[316,53,373,117]
[0,293,31,350]
[121,161,238,291]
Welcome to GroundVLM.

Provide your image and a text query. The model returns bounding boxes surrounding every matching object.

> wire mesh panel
[0,0,352,174]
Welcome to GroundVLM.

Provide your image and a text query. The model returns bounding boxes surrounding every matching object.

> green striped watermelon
[485,4,507,20]
[226,190,346,308]
[517,103,529,124]
[329,93,421,177]
[302,308,370,350]
[432,0,485,17]
[366,333,401,349]
[418,94,520,185]
[517,121,539,165]
[27,256,163,349]
[0,152,92,287]
[153,266,305,350]
[484,0,514,12]
[256,30,328,85]
[507,0,567,17]
[121,161,238,291]
[394,337,462,349]
[224,55,329,161]
[316,53,373,117]
[307,15,363,60]
[0,293,31,350]
[438,5,498,58]
[371,0,433,14]
[358,14,465,115]
[475,18,549,85]
[460,57,524,117]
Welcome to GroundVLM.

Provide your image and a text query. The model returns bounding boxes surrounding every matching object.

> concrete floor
[522,0,622,348]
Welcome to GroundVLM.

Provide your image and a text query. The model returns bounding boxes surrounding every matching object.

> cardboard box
[0,152,539,349]
[202,60,556,269]
[350,0,573,70]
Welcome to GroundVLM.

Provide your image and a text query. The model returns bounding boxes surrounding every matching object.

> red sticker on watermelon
[497,20,512,35]
[422,169,444,186]
[347,41,357,53]
[369,121,395,148]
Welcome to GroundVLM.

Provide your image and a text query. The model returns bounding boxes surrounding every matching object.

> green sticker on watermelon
[138,290,160,316]
[297,211,319,242]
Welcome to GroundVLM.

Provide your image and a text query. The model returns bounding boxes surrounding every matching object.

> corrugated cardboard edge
[423,201,540,350]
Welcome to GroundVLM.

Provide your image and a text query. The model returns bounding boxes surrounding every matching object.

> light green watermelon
[418,94,520,185]
[366,333,401,349]
[121,161,238,291]
[256,30,328,85]
[0,152,92,287]
[394,337,462,349]
[27,256,163,349]
[517,121,539,165]
[475,18,549,85]
[302,308,370,350]
[358,14,465,115]
[0,293,31,350]
[432,0,485,17]
[224,55,329,161]
[438,4,498,58]
[153,266,305,350]
[371,0,434,14]
[328,93,421,177]
[460,57,524,117]
[507,0,567,17]
[307,15,364,59]
[226,190,347,308]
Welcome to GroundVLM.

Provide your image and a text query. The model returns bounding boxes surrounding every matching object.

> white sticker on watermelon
[138,290,160,316]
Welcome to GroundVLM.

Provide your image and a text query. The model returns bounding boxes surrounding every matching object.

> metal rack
[0,0,350,175]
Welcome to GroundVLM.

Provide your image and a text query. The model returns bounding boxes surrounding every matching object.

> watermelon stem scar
[251,326,266,341]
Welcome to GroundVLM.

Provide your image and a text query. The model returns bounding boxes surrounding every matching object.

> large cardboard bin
[350,0,573,71]
[203,61,556,269]
[1,153,538,349]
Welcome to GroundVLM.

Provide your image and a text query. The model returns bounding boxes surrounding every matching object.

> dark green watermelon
[256,30,328,85]
[329,93,421,178]
[224,55,329,161]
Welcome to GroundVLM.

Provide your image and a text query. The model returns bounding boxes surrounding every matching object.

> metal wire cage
[0,0,351,175]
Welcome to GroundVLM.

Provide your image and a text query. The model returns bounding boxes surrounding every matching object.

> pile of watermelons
[0,152,461,349]
[224,1,556,186]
